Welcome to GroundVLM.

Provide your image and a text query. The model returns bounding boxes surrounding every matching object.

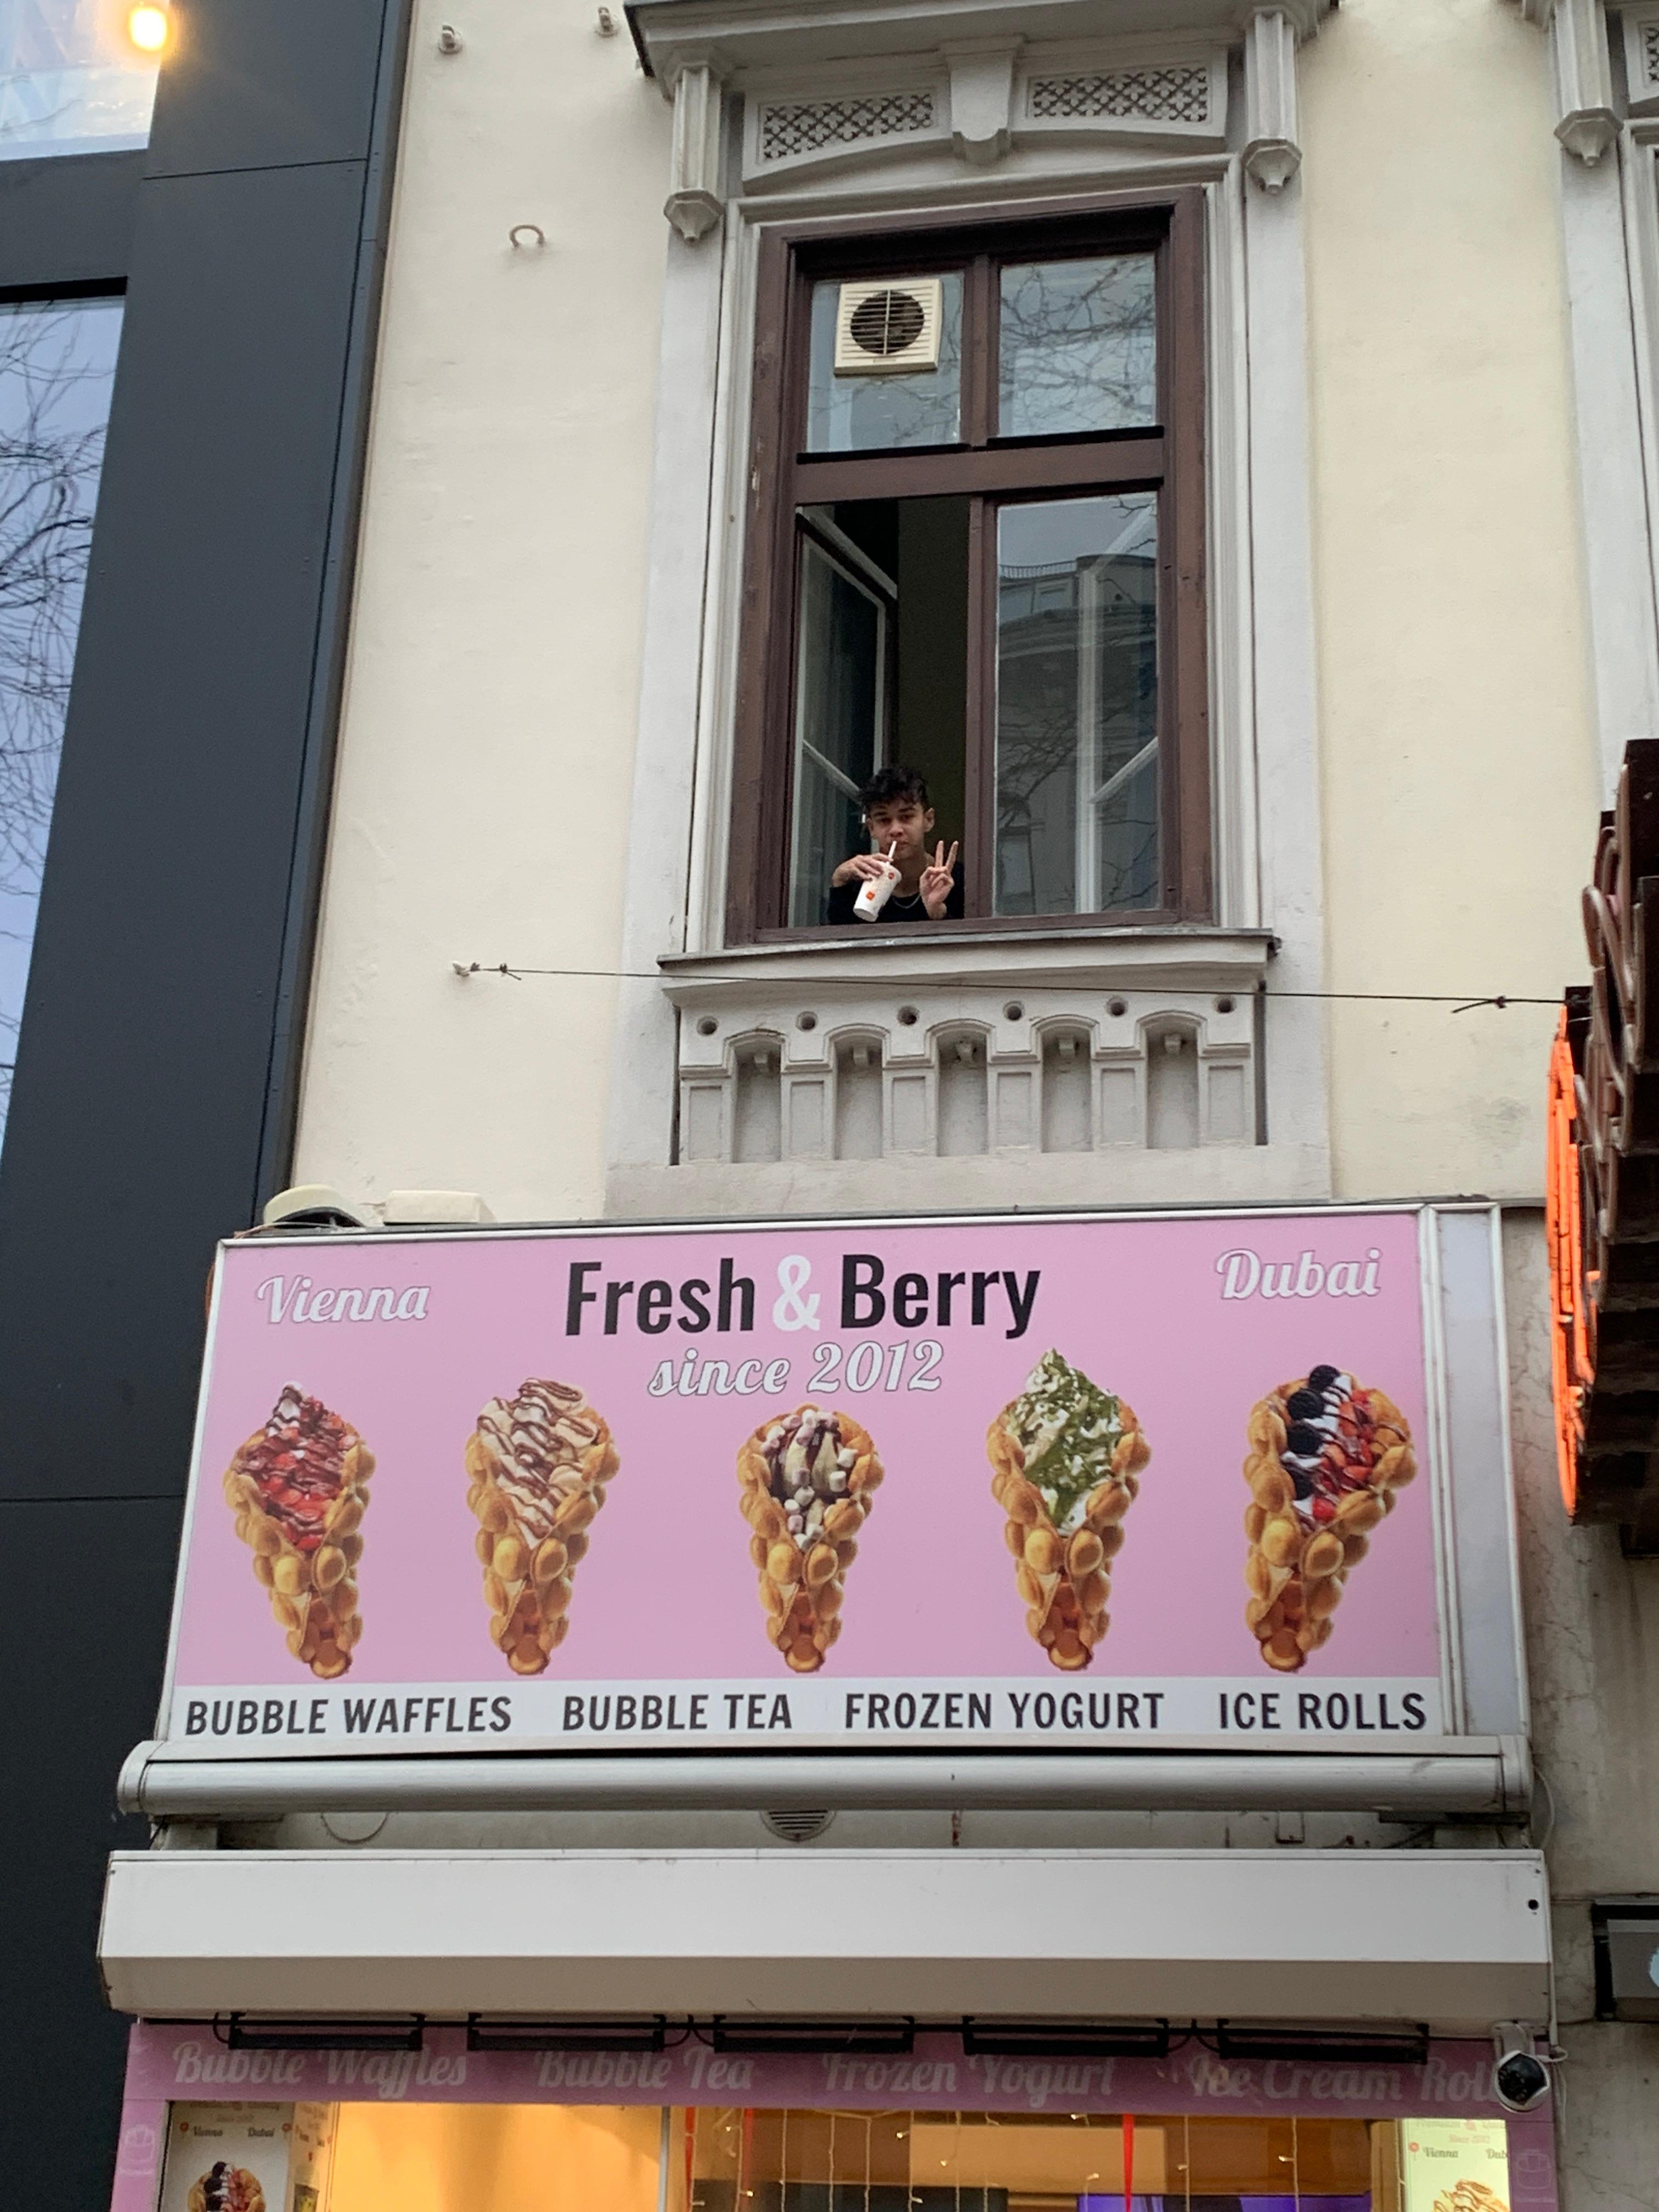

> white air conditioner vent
[833,277,944,376]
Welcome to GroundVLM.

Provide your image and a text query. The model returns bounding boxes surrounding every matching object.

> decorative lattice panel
[1645,21,1659,86]
[1027,66,1211,126]
[758,90,937,161]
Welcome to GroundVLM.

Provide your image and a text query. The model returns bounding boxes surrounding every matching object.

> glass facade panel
[995,490,1159,917]
[999,255,1157,439]
[1,0,158,158]
[807,272,963,453]
[0,294,122,1146]
[687,2109,1381,2212]
[788,526,889,925]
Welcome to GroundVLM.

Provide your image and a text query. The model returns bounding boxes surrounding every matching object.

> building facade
[4,0,1658,2207]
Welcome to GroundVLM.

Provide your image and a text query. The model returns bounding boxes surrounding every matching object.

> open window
[730,193,1209,938]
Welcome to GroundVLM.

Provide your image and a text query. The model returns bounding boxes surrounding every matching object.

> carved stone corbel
[1242,9,1302,192]
[1519,0,1619,162]
[664,53,727,241]
[943,39,1021,167]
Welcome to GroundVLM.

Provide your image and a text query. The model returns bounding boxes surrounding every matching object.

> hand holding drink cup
[853,840,902,919]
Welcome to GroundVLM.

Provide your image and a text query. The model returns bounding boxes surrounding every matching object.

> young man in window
[826,765,963,925]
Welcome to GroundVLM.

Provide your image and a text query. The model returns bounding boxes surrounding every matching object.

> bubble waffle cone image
[465,1378,618,1674]
[1243,1363,1416,1672]
[188,2165,266,2212]
[986,1348,1150,1672]
[736,1404,883,1673]
[1433,2187,1508,2212]
[223,1383,374,1680]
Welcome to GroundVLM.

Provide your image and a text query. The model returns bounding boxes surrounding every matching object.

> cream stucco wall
[292,0,668,1221]
[1301,0,1599,1204]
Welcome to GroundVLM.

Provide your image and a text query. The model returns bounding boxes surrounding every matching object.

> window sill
[660,923,1277,1005]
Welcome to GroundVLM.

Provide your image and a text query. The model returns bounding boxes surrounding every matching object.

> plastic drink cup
[853,853,901,919]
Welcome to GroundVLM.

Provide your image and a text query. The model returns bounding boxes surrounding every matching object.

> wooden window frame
[727,187,1210,944]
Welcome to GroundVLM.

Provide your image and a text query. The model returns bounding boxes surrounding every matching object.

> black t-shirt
[826,862,965,927]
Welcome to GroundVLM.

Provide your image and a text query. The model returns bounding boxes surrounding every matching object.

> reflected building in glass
[1,0,158,155]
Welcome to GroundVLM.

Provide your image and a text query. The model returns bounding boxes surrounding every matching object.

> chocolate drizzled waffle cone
[737,1404,882,1673]
[986,1350,1150,1673]
[189,2166,266,2212]
[224,1384,374,1681]
[1243,1366,1415,1672]
[465,1378,618,1674]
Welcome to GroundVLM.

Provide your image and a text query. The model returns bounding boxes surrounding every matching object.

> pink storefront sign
[156,1207,1463,1757]
[111,2024,1559,2212]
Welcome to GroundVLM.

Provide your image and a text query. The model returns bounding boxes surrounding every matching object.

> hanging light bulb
[128,3,170,52]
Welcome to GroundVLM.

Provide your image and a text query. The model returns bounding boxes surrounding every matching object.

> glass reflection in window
[788,519,893,926]
[995,491,1159,917]
[1000,255,1157,438]
[0,296,123,1146]
[1,0,159,156]
[807,273,964,454]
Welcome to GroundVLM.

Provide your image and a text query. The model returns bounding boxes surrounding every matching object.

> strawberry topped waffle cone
[223,1384,374,1680]
[737,1405,882,1673]
[1243,1364,1415,1672]
[465,1378,618,1674]
[189,2166,266,2212]
[986,1350,1151,1672]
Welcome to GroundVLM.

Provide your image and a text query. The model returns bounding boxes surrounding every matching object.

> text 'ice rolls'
[1243,1364,1416,1672]
[986,1348,1150,1672]
[223,1384,374,1680]
[737,1404,883,1673]
[466,1378,619,1674]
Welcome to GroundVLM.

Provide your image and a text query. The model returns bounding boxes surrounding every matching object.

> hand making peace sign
[919,839,960,919]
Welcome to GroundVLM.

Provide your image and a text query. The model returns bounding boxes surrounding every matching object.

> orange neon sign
[1545,1009,1593,1516]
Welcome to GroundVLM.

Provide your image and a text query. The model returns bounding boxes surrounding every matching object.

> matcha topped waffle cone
[1242,1363,1415,1672]
[466,1377,618,1674]
[986,1349,1150,1672]
[223,1383,374,1680]
[737,1404,882,1673]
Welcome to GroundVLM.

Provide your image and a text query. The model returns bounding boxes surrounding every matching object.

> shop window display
[146,2105,1502,2212]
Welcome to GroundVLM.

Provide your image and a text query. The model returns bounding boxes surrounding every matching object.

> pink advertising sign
[159,1207,1451,1756]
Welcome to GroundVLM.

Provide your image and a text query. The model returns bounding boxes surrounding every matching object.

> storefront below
[110,2030,1553,2212]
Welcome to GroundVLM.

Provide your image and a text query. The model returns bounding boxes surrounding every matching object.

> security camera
[1491,2023,1550,2113]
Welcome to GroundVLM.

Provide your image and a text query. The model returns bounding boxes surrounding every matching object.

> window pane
[0,296,122,1147]
[806,272,963,452]
[789,532,888,926]
[2,0,158,157]
[995,492,1159,918]
[999,254,1156,437]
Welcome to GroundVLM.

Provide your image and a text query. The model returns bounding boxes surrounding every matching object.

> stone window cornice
[626,0,1336,234]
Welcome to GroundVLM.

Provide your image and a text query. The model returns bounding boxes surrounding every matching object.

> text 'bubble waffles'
[737,1404,883,1672]
[986,1348,1150,1672]
[465,1378,619,1674]
[1243,1363,1416,1671]
[223,1384,374,1680]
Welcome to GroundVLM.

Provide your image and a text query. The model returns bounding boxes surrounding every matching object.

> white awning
[100,1846,1549,2035]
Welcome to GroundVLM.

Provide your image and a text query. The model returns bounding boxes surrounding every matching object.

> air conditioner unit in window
[833,276,944,375]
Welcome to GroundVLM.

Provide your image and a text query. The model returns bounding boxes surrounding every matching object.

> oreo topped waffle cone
[223,1384,374,1681]
[1242,1363,1415,1672]
[737,1404,882,1673]
[466,1378,618,1675]
[189,2164,266,2212]
[986,1349,1150,1672]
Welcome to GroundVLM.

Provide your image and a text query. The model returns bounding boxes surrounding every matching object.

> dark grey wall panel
[0,151,142,292]
[148,0,391,177]
[0,1497,182,2207]
[0,2,411,2203]
[0,159,369,1506]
